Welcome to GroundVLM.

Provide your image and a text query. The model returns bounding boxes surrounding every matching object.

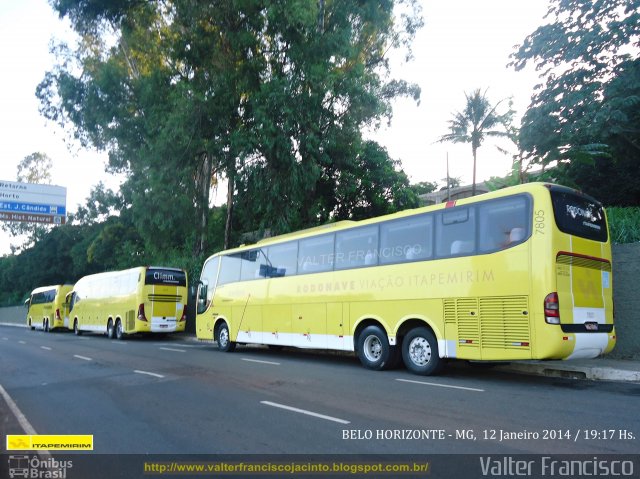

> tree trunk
[196,152,211,256]
[471,146,477,196]
[224,171,234,249]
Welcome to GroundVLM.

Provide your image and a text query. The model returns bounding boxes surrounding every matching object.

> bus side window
[218,255,242,285]
[478,196,529,252]
[239,250,262,281]
[265,242,298,277]
[298,234,334,273]
[436,207,476,257]
[335,225,379,270]
[379,215,432,265]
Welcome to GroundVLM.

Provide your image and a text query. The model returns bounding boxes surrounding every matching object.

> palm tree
[439,88,513,196]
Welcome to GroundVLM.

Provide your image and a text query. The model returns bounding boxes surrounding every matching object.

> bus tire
[107,319,115,339]
[401,327,443,376]
[357,325,393,371]
[73,319,82,336]
[216,322,236,352]
[29,319,35,331]
[43,319,49,332]
[115,319,126,340]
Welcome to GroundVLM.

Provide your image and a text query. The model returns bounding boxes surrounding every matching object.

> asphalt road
[1,325,639,456]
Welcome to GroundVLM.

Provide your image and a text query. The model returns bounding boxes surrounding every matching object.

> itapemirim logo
[6,435,93,451]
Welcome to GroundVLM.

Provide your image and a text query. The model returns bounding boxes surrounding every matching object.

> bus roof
[30,284,73,295]
[208,182,581,258]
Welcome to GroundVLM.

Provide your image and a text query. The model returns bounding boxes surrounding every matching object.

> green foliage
[511,0,640,205]
[1,152,56,251]
[2,0,426,304]
[607,207,640,244]
[410,180,439,196]
[37,0,423,256]
[0,224,84,305]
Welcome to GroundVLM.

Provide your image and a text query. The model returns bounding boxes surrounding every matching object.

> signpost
[0,180,67,225]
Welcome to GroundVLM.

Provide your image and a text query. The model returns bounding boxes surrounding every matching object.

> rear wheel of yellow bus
[402,327,443,375]
[115,319,125,340]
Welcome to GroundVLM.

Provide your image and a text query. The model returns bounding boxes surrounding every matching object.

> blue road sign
[0,201,66,216]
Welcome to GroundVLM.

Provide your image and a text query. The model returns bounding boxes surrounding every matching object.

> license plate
[584,322,598,331]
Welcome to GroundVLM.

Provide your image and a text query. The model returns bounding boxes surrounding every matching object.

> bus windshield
[550,187,608,242]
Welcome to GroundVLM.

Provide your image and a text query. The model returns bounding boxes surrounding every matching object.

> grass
[607,207,640,244]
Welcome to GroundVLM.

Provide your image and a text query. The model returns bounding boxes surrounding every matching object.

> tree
[1,152,55,252]
[410,180,439,196]
[231,0,423,234]
[16,152,53,184]
[39,0,424,253]
[510,0,640,204]
[438,89,513,196]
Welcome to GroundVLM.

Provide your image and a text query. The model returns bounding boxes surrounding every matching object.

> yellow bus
[69,266,188,339]
[195,183,615,375]
[26,284,74,332]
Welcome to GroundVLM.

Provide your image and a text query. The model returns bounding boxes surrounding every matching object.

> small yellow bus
[195,183,615,375]
[26,284,74,332]
[69,266,188,339]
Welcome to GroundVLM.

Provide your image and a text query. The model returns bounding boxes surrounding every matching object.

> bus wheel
[29,320,35,331]
[402,327,443,376]
[107,319,115,339]
[216,322,236,352]
[115,319,126,340]
[43,319,49,332]
[357,325,392,371]
[74,319,82,336]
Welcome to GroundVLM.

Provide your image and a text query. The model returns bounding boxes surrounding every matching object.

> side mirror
[196,281,209,315]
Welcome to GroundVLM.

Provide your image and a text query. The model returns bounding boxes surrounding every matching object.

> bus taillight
[544,292,560,324]
[55,308,61,320]
[179,305,187,322]
[137,304,148,322]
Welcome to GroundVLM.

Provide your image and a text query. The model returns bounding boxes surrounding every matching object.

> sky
[0,0,550,254]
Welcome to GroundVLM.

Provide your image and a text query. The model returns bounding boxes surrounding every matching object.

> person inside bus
[501,227,526,248]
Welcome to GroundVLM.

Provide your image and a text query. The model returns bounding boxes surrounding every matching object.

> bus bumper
[135,317,186,333]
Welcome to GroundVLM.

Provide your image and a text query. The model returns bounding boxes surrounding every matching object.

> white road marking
[0,383,38,435]
[2,337,8,340]
[261,401,350,424]
[18,340,26,344]
[242,358,281,365]
[40,346,52,351]
[134,370,165,378]
[0,383,52,459]
[159,347,186,353]
[73,355,92,361]
[396,378,485,392]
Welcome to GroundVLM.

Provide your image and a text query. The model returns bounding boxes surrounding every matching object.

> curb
[495,361,640,383]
